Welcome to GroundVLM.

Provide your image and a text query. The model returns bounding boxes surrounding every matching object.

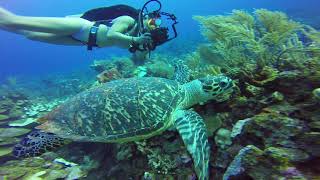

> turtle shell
[37,77,184,142]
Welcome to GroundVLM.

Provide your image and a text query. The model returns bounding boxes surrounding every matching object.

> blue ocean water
[0,0,319,80]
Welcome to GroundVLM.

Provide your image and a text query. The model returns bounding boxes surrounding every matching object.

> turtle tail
[13,130,67,158]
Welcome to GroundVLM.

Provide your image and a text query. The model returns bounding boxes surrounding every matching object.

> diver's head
[139,0,162,31]
[129,0,177,53]
[143,16,162,31]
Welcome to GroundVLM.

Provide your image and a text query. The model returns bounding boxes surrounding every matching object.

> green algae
[312,88,320,100]
[215,128,232,149]
[224,145,307,180]
[203,114,222,136]
[265,147,309,163]
[308,121,320,131]
[242,146,290,179]
[297,132,320,157]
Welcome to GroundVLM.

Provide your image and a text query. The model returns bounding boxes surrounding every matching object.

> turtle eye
[219,81,227,88]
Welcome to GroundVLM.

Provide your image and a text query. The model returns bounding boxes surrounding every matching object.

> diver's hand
[133,33,152,45]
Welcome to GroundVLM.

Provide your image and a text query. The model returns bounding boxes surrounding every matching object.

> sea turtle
[13,75,234,180]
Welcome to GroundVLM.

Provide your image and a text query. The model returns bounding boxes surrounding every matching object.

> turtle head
[197,75,234,103]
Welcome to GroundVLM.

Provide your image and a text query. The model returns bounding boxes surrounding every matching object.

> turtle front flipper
[173,59,191,84]
[173,110,210,180]
[13,130,69,158]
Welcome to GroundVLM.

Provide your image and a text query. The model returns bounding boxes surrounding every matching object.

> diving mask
[147,18,162,30]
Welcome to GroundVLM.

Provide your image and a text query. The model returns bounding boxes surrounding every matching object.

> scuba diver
[0,0,178,64]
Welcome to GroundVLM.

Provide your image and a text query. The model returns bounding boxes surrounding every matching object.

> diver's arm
[106,16,151,48]
[107,31,135,48]
[107,31,151,48]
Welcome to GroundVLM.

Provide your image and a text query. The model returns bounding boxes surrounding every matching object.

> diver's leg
[0,7,15,28]
[25,32,84,45]
[10,16,91,35]
[0,24,83,45]
[0,25,27,35]
[0,7,92,36]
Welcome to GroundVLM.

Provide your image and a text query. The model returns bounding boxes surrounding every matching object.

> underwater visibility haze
[0,0,319,179]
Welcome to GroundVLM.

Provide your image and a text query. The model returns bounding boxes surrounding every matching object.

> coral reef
[90,54,177,82]
[182,9,320,179]
[214,128,232,150]
[193,9,320,86]
[145,60,175,79]
[0,155,85,179]
[96,68,122,83]
[133,66,148,77]
[223,145,308,180]
[0,85,65,166]
[90,57,135,78]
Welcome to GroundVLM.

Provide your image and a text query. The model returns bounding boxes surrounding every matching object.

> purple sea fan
[188,173,197,180]
[281,167,303,178]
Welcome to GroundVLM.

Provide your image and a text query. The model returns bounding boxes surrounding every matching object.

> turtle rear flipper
[174,110,210,180]
[13,131,67,158]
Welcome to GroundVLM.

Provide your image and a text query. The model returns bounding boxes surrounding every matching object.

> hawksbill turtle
[13,75,234,180]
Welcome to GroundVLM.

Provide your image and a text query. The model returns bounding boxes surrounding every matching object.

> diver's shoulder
[114,15,136,23]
